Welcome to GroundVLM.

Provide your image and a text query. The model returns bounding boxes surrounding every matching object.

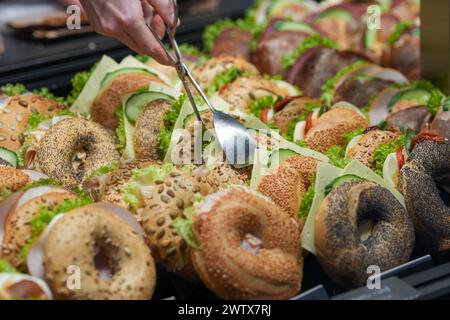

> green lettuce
[373,136,405,176]
[282,35,339,70]
[157,95,185,157]
[298,175,315,222]
[65,63,98,105]
[0,259,17,273]
[283,102,321,142]
[122,182,142,211]
[249,95,279,118]
[207,67,244,95]
[89,161,119,178]
[326,145,349,169]
[321,60,368,105]
[115,106,126,153]
[20,179,63,192]
[32,87,65,104]
[389,21,413,46]
[0,83,27,96]
[0,189,12,203]
[343,128,365,146]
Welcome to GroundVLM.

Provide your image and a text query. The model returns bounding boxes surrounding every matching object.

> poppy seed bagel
[191,188,303,300]
[258,155,318,220]
[43,205,156,300]
[1,191,75,272]
[0,167,31,191]
[305,107,369,152]
[91,72,163,130]
[0,95,66,151]
[134,99,173,160]
[346,129,402,169]
[398,139,450,252]
[315,181,415,289]
[35,117,120,188]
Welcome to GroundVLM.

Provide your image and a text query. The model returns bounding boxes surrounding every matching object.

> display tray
[150,252,450,300]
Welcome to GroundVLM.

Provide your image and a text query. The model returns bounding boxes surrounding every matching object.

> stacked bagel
[0,0,448,300]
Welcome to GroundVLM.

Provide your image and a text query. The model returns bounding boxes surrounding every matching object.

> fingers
[148,0,176,27]
[142,1,166,39]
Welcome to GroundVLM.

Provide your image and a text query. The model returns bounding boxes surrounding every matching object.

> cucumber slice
[0,147,18,167]
[388,89,431,111]
[267,148,299,170]
[268,0,300,15]
[274,21,316,34]
[324,174,364,196]
[124,91,174,124]
[100,67,158,89]
[365,28,378,49]
[314,8,353,21]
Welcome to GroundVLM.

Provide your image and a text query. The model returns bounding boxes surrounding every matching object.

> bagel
[346,129,402,170]
[1,191,76,272]
[193,56,259,90]
[0,95,66,151]
[315,180,415,288]
[191,187,303,300]
[91,72,164,130]
[258,155,318,221]
[270,97,322,135]
[35,117,120,187]
[134,99,173,160]
[398,138,450,252]
[304,107,369,152]
[0,167,31,191]
[43,205,156,300]
[98,160,157,208]
[219,77,290,113]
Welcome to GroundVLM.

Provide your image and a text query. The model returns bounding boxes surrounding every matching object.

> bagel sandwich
[0,184,85,272]
[115,88,181,160]
[174,186,303,299]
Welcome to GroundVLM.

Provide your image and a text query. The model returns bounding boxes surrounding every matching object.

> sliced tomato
[260,108,271,123]
[396,148,405,170]
[305,112,314,134]
[274,96,302,112]
[218,83,231,95]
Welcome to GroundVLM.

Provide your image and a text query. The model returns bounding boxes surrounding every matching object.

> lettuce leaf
[389,21,413,46]
[206,66,243,95]
[343,128,365,146]
[115,106,126,153]
[20,179,63,192]
[249,95,279,118]
[298,175,315,222]
[373,137,404,176]
[283,102,320,142]
[89,161,119,178]
[65,63,98,105]
[326,145,349,169]
[157,95,185,157]
[173,217,199,249]
[282,35,339,70]
[0,259,17,273]
[32,87,65,104]
[0,83,27,96]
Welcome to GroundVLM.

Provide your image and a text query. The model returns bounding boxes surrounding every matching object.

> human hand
[79,0,175,64]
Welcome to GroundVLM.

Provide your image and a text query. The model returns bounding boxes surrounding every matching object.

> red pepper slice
[260,108,271,123]
[274,96,302,112]
[396,148,405,170]
[218,83,231,95]
[305,112,314,135]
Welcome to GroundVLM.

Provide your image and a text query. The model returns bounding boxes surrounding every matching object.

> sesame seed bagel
[258,155,318,220]
[346,129,402,170]
[134,99,173,160]
[0,167,31,191]
[0,95,66,151]
[191,188,303,300]
[35,117,120,188]
[193,56,259,90]
[398,139,450,252]
[91,72,164,130]
[315,181,415,289]
[43,205,156,300]
[2,191,75,272]
[304,108,369,152]
[139,171,209,280]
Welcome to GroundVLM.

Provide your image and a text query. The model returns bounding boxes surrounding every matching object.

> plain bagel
[315,180,415,288]
[398,137,450,252]
[43,205,156,300]
[35,117,120,187]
